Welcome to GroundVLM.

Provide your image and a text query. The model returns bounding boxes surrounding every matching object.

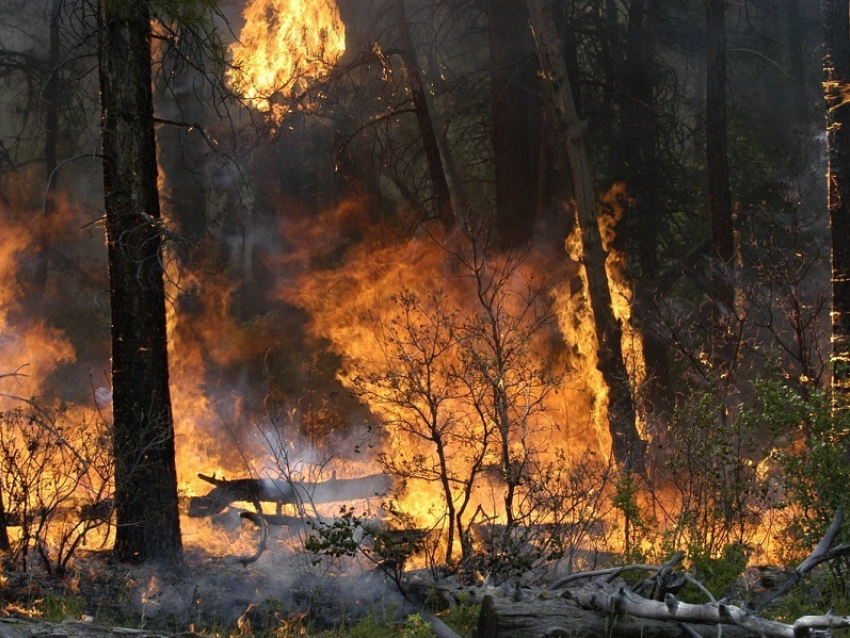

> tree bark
[705,0,735,370]
[616,0,673,421]
[98,0,182,565]
[787,0,809,131]
[33,0,63,307]
[391,0,454,232]
[488,0,542,249]
[824,0,850,393]
[524,0,645,472]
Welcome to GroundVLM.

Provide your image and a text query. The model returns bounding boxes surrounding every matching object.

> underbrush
[0,553,479,638]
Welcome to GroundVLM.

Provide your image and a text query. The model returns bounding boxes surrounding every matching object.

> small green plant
[441,596,480,637]
[680,541,749,602]
[761,381,850,554]
[40,593,87,622]
[611,472,654,564]
[399,614,433,638]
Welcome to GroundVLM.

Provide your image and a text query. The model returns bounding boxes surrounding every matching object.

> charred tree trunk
[488,0,542,249]
[705,0,735,373]
[187,473,393,517]
[616,0,672,420]
[787,0,809,131]
[0,481,8,551]
[392,0,454,232]
[525,0,645,472]
[33,0,63,306]
[824,0,850,394]
[98,0,182,565]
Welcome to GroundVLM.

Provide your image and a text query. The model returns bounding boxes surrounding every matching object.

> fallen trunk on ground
[474,584,850,638]
[475,511,849,638]
[187,473,393,517]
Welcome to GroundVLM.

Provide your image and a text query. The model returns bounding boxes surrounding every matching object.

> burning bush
[0,399,113,575]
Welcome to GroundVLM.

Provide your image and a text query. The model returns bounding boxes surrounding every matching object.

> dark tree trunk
[615,0,672,419]
[98,0,182,565]
[705,0,735,370]
[787,0,809,131]
[525,0,645,472]
[392,0,454,232]
[824,0,850,393]
[33,0,63,306]
[488,0,542,249]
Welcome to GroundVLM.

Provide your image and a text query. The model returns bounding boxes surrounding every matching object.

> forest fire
[0,0,843,633]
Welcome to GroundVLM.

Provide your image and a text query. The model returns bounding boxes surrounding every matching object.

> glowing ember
[227,0,346,120]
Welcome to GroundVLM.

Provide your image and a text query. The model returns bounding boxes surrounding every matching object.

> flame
[270,198,642,563]
[0,187,114,557]
[227,0,346,121]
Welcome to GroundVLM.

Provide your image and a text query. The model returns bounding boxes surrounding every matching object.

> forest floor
[0,548,479,637]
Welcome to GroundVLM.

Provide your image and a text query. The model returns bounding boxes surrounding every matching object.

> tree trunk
[187,473,393,517]
[616,0,673,421]
[524,0,645,472]
[488,0,542,249]
[787,0,809,132]
[392,0,454,232]
[824,0,850,394]
[98,0,182,565]
[33,0,63,307]
[705,0,735,371]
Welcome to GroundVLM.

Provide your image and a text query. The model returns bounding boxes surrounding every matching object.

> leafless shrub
[468,449,612,582]
[0,399,113,575]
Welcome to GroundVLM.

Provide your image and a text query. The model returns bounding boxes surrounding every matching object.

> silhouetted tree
[98,0,181,564]
[705,0,735,373]
[525,0,644,472]
[824,0,850,393]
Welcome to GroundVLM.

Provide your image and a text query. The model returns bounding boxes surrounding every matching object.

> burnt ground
[0,546,423,635]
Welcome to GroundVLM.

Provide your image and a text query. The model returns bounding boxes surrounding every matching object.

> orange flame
[228,0,346,121]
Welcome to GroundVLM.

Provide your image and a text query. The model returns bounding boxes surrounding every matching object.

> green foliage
[304,506,424,580]
[440,596,480,636]
[304,507,363,562]
[40,593,87,622]
[399,614,433,638]
[766,570,850,628]
[342,606,434,638]
[611,472,654,564]
[757,381,850,557]
[680,542,749,602]
[660,388,766,563]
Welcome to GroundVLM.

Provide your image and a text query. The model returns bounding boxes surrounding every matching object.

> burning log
[187,473,393,517]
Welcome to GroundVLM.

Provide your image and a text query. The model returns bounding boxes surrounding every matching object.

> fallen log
[473,592,749,638]
[476,508,850,638]
[187,473,393,517]
[474,582,850,638]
